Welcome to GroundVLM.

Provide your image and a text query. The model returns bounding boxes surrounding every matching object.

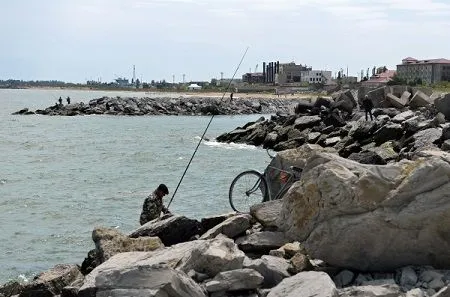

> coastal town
[2,56,450,95]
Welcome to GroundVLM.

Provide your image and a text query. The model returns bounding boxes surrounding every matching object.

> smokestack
[263,62,266,83]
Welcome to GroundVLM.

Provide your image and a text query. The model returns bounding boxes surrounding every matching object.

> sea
[0,88,272,284]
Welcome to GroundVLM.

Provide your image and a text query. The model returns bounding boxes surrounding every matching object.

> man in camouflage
[139,184,171,225]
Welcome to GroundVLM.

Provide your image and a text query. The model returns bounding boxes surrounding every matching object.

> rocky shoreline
[2,143,450,297]
[216,86,450,165]
[12,96,301,116]
[3,86,450,297]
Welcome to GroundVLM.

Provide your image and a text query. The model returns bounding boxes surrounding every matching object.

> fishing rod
[167,46,249,209]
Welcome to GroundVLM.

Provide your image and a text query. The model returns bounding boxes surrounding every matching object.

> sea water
[0,89,271,283]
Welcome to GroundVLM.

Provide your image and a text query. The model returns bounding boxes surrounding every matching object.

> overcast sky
[1,0,450,83]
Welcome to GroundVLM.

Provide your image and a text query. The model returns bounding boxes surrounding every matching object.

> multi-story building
[242,72,265,84]
[397,57,450,84]
[300,70,332,84]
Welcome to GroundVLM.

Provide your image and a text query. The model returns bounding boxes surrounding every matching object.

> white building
[301,70,332,84]
[187,83,202,90]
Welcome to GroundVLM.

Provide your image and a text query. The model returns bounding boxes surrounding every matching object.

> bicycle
[228,150,303,213]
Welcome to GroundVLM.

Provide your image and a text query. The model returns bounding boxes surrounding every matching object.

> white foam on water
[199,138,259,151]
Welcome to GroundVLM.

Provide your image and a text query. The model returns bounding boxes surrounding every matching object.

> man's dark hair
[157,184,169,195]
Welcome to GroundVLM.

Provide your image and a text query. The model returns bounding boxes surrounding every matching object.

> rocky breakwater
[12,96,300,116]
[3,149,450,297]
[216,87,450,165]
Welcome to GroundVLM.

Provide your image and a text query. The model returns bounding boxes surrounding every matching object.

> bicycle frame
[263,165,297,201]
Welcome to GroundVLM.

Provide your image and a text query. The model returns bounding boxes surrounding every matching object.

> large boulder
[19,264,83,297]
[434,94,450,120]
[244,255,291,288]
[250,200,283,229]
[93,227,163,263]
[409,91,433,109]
[386,93,407,109]
[129,215,201,246]
[267,271,338,297]
[200,214,252,239]
[204,269,264,293]
[180,236,246,277]
[338,284,403,297]
[279,152,450,271]
[78,264,206,297]
[235,232,291,254]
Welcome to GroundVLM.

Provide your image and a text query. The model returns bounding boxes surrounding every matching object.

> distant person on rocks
[230,92,233,102]
[362,95,374,121]
[58,96,63,105]
[139,184,171,225]
[66,96,71,105]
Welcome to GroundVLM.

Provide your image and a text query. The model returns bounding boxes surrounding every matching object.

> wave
[194,136,258,150]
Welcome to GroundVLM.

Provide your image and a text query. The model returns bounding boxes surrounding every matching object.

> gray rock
[334,270,355,288]
[243,255,291,288]
[235,231,291,254]
[386,93,407,108]
[294,116,322,129]
[399,266,418,289]
[200,214,252,239]
[250,200,283,229]
[392,110,415,123]
[181,236,245,277]
[406,288,426,297]
[267,271,338,297]
[129,215,201,246]
[410,91,432,109]
[435,94,450,120]
[324,136,341,147]
[20,264,83,297]
[78,264,206,297]
[373,124,403,144]
[205,269,264,292]
[279,152,450,271]
[432,286,450,297]
[200,213,235,234]
[338,284,403,297]
[409,128,442,150]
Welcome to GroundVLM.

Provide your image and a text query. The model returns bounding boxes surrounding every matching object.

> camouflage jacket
[139,191,169,225]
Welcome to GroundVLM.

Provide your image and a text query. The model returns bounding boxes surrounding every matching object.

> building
[277,62,311,84]
[361,68,396,88]
[115,77,130,88]
[397,57,450,84]
[187,83,202,90]
[242,72,265,84]
[301,70,332,84]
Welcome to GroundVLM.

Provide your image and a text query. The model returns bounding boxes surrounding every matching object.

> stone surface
[435,94,450,120]
[205,269,264,292]
[334,270,355,288]
[338,284,403,297]
[180,236,246,277]
[235,232,290,254]
[250,200,283,229]
[267,271,338,297]
[392,110,415,123]
[386,93,407,108]
[200,214,252,239]
[288,252,312,274]
[399,266,418,289]
[78,264,206,297]
[91,227,163,264]
[279,152,450,271]
[200,213,236,234]
[244,255,291,288]
[410,91,432,109]
[129,215,202,246]
[20,264,82,297]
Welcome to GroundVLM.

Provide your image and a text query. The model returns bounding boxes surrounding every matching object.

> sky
[1,0,450,83]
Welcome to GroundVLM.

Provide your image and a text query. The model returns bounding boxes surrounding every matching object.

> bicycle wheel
[229,170,268,213]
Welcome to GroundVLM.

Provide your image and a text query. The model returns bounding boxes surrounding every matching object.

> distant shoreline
[4,86,319,100]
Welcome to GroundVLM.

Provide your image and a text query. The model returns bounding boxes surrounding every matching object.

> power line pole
[182,74,185,84]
